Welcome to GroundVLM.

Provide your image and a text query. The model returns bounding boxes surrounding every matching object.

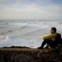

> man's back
[55,33,62,45]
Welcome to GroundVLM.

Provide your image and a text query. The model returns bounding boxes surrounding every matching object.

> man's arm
[43,34,56,40]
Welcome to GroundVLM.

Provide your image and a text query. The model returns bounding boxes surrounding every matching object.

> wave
[0,36,42,48]
[8,22,48,28]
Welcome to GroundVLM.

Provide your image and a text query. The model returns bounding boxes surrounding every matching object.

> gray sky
[0,0,62,20]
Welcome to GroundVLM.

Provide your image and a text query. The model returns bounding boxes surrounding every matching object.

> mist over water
[0,20,62,48]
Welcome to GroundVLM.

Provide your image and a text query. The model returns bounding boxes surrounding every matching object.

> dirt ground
[0,48,62,62]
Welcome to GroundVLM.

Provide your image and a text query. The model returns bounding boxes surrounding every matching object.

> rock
[14,54,33,62]
[0,47,62,62]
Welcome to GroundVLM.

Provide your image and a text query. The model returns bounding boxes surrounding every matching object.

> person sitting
[38,27,62,49]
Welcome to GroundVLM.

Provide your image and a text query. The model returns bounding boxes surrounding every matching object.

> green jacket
[43,33,57,41]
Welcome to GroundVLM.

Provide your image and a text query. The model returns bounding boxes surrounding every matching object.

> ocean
[0,20,62,48]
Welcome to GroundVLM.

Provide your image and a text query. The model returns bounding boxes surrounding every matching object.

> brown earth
[0,47,62,62]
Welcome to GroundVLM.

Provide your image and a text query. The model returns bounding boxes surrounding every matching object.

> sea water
[0,20,62,48]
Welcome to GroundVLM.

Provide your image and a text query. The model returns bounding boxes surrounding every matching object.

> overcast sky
[0,0,62,20]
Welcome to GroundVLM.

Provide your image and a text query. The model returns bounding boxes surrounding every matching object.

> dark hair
[51,27,57,32]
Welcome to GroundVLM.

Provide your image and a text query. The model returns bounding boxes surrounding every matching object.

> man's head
[51,27,57,34]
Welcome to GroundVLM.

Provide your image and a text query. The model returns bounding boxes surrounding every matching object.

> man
[38,27,62,49]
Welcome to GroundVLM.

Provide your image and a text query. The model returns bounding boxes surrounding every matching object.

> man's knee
[44,39,51,42]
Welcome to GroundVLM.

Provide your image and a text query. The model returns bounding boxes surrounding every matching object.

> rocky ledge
[0,46,62,62]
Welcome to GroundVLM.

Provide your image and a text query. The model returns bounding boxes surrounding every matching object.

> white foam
[9,23,27,26]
